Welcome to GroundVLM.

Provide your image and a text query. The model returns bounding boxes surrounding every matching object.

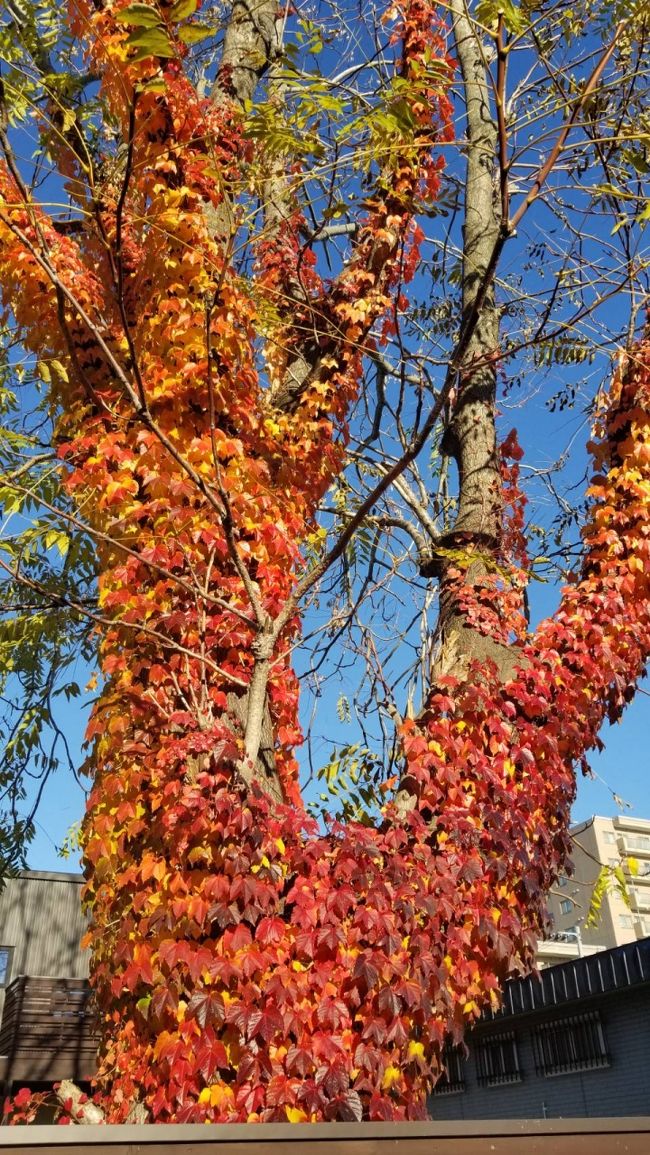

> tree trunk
[426,0,518,683]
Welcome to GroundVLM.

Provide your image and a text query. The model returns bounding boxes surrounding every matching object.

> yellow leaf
[381,1065,402,1091]
[286,1106,309,1123]
[211,1083,234,1108]
[50,359,69,383]
[408,1040,425,1061]
[200,1083,234,1109]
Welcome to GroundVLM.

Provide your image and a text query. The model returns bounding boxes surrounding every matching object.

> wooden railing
[1,1119,650,1155]
[0,976,97,1085]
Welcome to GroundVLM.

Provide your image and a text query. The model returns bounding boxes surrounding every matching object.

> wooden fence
[0,1119,649,1155]
[0,977,97,1085]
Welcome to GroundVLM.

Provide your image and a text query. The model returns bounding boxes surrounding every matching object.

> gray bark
[208,2,285,795]
[427,0,517,682]
[218,0,280,106]
[445,0,502,545]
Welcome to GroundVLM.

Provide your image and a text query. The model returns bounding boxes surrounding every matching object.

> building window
[432,1045,466,1095]
[0,947,13,987]
[604,831,617,844]
[625,834,650,852]
[560,899,573,914]
[476,1032,522,1086]
[619,914,634,929]
[533,1012,610,1077]
[637,860,650,877]
[557,875,568,888]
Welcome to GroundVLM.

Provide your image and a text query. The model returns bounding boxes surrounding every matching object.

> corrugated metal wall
[0,872,88,1020]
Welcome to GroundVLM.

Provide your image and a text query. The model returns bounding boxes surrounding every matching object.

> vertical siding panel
[0,872,88,1022]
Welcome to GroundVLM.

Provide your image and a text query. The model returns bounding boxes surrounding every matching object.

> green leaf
[127,27,175,58]
[136,994,152,1019]
[115,4,163,28]
[37,361,51,384]
[177,23,212,44]
[50,359,69,384]
[626,151,650,176]
[43,529,70,558]
[137,77,168,94]
[169,0,198,20]
[336,694,351,724]
[476,0,527,35]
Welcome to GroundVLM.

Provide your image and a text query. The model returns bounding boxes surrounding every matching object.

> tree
[0,0,648,1124]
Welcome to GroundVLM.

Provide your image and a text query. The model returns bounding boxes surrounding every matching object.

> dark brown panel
[0,976,98,1085]
[2,1120,650,1154]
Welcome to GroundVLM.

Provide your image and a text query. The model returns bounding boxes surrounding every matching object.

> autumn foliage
[0,0,649,1126]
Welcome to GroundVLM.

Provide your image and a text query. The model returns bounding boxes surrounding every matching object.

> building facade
[546,815,650,954]
[0,870,91,1090]
[0,870,88,1017]
[431,936,650,1120]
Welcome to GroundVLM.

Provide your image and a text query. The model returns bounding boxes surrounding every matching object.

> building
[431,936,650,1119]
[0,871,94,1090]
[0,870,88,1016]
[546,815,650,954]
[536,932,606,969]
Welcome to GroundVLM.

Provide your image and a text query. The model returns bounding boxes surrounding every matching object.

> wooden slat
[4,1138,650,1155]
[0,1055,96,1084]
[1,1120,650,1154]
[0,977,98,1083]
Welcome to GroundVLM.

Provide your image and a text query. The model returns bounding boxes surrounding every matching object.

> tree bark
[427,0,518,682]
[202,2,287,797]
[446,1,501,544]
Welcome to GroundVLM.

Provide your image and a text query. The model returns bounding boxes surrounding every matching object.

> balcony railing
[618,833,650,856]
[628,888,650,913]
[0,976,98,1086]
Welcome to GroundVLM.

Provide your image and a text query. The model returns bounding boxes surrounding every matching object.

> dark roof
[487,937,650,1023]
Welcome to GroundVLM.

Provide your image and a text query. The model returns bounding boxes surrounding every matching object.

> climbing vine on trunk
[0,0,648,1126]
